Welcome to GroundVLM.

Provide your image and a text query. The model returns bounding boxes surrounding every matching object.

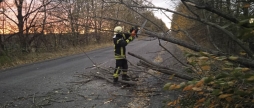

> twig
[93,74,137,85]
[69,79,91,84]
[112,92,162,97]
[33,93,35,104]
[158,40,189,67]
[112,93,136,97]
[139,60,194,81]
[124,56,167,82]
[129,51,180,81]
[77,94,87,99]
[136,68,167,82]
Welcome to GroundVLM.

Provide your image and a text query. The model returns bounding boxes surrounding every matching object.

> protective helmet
[114,26,123,34]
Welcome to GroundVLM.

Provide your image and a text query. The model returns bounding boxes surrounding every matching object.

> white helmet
[114,26,123,34]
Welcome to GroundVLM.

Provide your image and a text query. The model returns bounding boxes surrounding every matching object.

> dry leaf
[227,81,234,86]
[197,71,202,75]
[194,104,201,108]
[240,52,246,56]
[163,83,171,90]
[196,98,205,103]
[192,87,202,91]
[173,100,177,105]
[198,92,204,95]
[222,68,233,71]
[211,56,216,59]
[201,52,209,55]
[169,74,175,80]
[209,101,216,108]
[170,84,181,90]
[226,104,230,108]
[228,56,238,60]
[104,100,112,104]
[175,85,181,89]
[235,104,239,108]
[225,97,232,102]
[241,68,250,72]
[183,85,193,91]
[247,76,254,81]
[214,57,220,60]
[201,65,211,71]
[198,56,209,60]
[195,80,204,87]
[167,102,173,106]
[169,84,177,90]
[219,94,232,99]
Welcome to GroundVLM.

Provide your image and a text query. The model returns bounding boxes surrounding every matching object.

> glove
[131,30,136,37]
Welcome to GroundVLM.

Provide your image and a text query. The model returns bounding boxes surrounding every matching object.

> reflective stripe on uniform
[126,39,130,43]
[115,56,125,59]
[129,36,133,41]
[113,67,120,78]
[120,47,124,56]
[117,39,121,44]
[123,34,126,39]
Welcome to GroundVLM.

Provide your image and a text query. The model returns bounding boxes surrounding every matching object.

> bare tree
[2,0,53,52]
[0,1,5,55]
[119,0,254,67]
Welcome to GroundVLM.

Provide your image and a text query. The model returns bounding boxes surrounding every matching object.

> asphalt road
[0,38,184,108]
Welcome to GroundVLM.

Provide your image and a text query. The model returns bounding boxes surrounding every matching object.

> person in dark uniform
[112,26,138,83]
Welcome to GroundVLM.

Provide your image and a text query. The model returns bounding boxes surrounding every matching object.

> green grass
[0,55,11,68]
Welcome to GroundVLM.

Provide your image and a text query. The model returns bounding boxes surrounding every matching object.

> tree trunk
[16,0,26,52]
[0,34,4,56]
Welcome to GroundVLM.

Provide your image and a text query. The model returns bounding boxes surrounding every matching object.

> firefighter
[112,26,138,84]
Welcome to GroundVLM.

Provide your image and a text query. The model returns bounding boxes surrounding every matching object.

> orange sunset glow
[0,0,66,35]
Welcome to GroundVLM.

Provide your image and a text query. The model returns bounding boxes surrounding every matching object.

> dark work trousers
[113,59,128,78]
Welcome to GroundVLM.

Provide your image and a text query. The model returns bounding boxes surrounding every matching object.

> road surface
[0,38,185,108]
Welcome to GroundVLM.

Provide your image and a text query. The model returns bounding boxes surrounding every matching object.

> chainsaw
[130,20,147,38]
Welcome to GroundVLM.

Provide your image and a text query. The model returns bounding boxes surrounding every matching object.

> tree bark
[128,52,194,81]
[15,0,26,51]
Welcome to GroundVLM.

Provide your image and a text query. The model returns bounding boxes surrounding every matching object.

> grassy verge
[0,43,113,70]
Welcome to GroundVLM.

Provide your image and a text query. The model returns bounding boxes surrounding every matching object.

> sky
[151,0,179,29]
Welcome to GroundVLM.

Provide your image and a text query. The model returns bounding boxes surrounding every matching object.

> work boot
[113,77,118,83]
[122,74,130,81]
[113,77,121,86]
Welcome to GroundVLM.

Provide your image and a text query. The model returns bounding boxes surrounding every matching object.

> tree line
[157,0,254,107]
[172,0,254,55]
[0,0,167,56]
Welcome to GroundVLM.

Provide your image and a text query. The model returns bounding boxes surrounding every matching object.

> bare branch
[129,5,253,58]
[23,0,52,22]
[144,30,254,68]
[181,0,200,19]
[3,12,18,25]
[182,0,240,24]
[158,39,189,67]
[128,52,194,81]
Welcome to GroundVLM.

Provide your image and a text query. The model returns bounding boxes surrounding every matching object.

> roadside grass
[0,43,113,70]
